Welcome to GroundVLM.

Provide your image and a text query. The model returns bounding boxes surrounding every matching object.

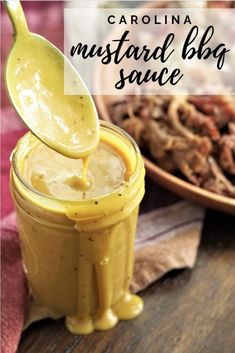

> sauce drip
[64,157,91,192]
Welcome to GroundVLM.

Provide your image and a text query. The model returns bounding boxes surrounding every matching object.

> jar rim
[12,120,143,206]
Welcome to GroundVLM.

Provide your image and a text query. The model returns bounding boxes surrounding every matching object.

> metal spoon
[4,0,99,159]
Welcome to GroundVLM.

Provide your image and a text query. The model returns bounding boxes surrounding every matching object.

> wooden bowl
[95,93,235,215]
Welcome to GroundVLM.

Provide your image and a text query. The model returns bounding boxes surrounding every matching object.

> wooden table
[17,178,235,353]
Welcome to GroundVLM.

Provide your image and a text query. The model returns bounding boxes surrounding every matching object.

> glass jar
[10,121,145,334]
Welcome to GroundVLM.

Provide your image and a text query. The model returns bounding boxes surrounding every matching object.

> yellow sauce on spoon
[4,0,99,161]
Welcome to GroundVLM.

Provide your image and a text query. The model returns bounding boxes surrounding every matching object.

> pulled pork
[110,95,235,198]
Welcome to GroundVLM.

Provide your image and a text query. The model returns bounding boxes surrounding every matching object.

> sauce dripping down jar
[10,122,145,334]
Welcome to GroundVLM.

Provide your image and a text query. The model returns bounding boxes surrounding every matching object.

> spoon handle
[3,0,28,36]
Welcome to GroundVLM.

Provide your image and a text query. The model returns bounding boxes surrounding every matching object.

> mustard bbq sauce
[12,124,145,335]
[23,141,127,201]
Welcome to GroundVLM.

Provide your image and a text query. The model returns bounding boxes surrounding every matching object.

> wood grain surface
[17,178,235,353]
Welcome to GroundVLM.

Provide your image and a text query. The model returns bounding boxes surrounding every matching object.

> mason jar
[10,121,145,334]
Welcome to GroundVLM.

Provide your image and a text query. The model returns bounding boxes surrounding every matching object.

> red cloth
[1,217,28,353]
[1,2,63,352]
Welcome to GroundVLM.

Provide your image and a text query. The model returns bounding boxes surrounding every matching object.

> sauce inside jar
[23,141,127,200]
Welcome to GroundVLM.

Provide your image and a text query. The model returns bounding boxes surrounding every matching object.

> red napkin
[1,214,28,353]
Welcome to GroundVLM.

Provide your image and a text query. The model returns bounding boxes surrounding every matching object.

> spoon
[4,0,100,159]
